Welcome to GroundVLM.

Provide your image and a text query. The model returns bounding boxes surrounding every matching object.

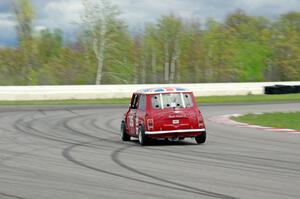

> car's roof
[136,87,191,94]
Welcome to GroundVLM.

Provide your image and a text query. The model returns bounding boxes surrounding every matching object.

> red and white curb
[208,114,300,134]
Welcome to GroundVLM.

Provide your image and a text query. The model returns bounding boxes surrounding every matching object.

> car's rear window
[151,93,193,109]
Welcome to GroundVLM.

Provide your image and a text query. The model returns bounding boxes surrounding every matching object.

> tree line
[0,0,299,85]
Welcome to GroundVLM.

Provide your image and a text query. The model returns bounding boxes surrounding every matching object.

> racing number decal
[129,115,139,135]
[129,115,134,127]
[135,117,139,135]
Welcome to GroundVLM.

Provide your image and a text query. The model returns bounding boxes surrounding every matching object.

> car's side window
[130,94,139,109]
[151,95,161,109]
[183,94,193,108]
[138,95,146,110]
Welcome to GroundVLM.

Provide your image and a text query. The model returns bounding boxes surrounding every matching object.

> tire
[138,125,148,146]
[121,121,130,141]
[195,131,206,144]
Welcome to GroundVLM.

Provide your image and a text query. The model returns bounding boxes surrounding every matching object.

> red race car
[121,87,206,145]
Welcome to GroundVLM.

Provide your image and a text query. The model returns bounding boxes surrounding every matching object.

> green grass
[233,112,300,131]
[0,98,130,106]
[196,94,300,104]
[0,93,299,106]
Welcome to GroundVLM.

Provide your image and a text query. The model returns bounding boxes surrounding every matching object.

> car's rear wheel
[195,131,206,144]
[138,125,148,146]
[121,121,130,141]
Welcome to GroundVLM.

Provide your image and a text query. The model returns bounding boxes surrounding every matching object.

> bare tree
[13,0,36,84]
[163,42,170,83]
[82,0,122,85]
[143,24,158,83]
[157,14,182,83]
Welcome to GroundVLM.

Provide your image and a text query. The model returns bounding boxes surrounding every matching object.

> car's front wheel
[121,121,130,141]
[195,131,206,144]
[138,125,148,146]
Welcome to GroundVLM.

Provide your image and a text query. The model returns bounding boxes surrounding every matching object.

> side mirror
[129,104,136,109]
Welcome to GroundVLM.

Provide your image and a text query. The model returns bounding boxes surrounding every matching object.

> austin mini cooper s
[121,87,206,145]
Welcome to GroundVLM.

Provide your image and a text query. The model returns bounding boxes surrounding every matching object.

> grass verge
[232,112,300,131]
[196,93,300,104]
[0,93,299,106]
[0,98,130,106]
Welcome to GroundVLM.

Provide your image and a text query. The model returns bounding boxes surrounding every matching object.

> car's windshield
[151,93,193,109]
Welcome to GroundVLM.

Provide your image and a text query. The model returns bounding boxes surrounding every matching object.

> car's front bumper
[145,128,206,138]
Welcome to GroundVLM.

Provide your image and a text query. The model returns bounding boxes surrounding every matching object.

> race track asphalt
[0,102,300,199]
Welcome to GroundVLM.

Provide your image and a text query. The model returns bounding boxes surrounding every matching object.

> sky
[0,0,300,47]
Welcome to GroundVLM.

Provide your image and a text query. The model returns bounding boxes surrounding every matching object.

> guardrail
[265,85,300,94]
[0,81,299,101]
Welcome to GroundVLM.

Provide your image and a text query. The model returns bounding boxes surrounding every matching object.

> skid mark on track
[62,142,238,199]
[0,146,53,166]
[14,116,78,145]
[60,111,239,198]
[110,145,238,199]
[0,192,27,199]
[0,112,23,134]
[61,112,297,198]
[12,109,114,145]
[105,117,121,133]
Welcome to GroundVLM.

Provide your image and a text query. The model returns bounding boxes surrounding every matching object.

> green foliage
[102,29,136,84]
[0,2,299,85]
[270,12,300,81]
[37,29,63,62]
